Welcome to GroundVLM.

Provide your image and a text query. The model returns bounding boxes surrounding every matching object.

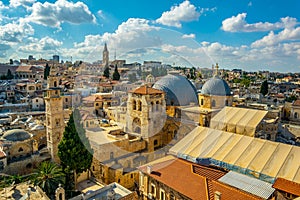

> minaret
[44,65,64,163]
[215,63,219,77]
[103,43,109,67]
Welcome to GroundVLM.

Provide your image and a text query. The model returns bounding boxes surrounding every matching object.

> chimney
[147,165,152,174]
[214,191,221,200]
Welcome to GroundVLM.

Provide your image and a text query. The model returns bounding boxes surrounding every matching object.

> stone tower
[44,65,64,163]
[103,43,109,67]
[126,85,166,139]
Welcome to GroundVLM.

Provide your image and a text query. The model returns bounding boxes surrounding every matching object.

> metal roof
[153,73,198,106]
[169,126,300,184]
[219,171,275,199]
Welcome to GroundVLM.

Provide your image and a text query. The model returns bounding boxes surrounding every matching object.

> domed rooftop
[153,72,198,106]
[201,76,231,96]
[1,129,32,142]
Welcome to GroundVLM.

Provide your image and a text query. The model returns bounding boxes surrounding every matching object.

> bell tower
[126,85,166,139]
[44,65,64,163]
[102,43,109,67]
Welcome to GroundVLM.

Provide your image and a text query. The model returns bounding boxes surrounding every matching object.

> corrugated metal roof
[169,126,300,184]
[210,107,268,136]
[219,171,275,199]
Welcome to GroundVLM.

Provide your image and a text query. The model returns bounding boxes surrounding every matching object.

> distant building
[53,55,59,63]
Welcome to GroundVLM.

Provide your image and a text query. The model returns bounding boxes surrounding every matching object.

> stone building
[198,63,233,126]
[0,129,50,174]
[44,65,65,163]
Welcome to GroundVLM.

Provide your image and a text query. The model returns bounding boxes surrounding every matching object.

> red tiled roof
[82,95,97,102]
[16,65,32,72]
[129,85,163,95]
[292,100,300,106]
[139,158,208,200]
[0,150,6,159]
[192,165,226,180]
[273,177,300,196]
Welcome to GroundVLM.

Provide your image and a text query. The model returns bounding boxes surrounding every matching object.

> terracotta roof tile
[129,85,164,95]
[273,177,300,196]
[192,165,227,180]
[16,65,32,72]
[0,150,6,158]
[139,158,208,200]
[292,100,300,106]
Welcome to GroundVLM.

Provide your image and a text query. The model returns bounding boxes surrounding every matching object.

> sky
[0,0,300,72]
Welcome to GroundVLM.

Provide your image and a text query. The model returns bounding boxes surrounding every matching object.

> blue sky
[0,0,300,72]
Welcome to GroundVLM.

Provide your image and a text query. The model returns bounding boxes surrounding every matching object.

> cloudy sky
[0,0,300,72]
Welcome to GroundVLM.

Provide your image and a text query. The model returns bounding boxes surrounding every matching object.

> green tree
[103,66,110,78]
[58,109,93,189]
[6,69,14,79]
[260,80,268,96]
[9,59,13,65]
[112,65,120,81]
[33,161,64,198]
[44,63,50,80]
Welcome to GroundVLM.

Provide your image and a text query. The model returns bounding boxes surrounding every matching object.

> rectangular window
[150,183,156,197]
[160,189,165,200]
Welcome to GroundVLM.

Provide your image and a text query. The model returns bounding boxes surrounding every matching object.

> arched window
[154,140,158,146]
[138,101,142,111]
[133,100,136,110]
[212,100,216,107]
[151,102,154,111]
[156,101,159,111]
[201,99,204,106]
[54,81,57,87]
[295,112,298,119]
[225,100,229,106]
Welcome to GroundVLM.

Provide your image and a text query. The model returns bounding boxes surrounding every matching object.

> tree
[103,66,110,78]
[112,65,120,81]
[260,80,268,96]
[33,161,64,198]
[9,59,13,65]
[6,69,13,79]
[44,63,50,80]
[58,109,93,189]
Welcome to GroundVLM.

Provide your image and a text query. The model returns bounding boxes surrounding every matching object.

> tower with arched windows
[126,85,166,140]
[44,65,64,163]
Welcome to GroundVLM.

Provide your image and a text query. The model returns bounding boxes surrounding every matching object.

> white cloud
[182,33,195,39]
[97,10,105,19]
[25,0,96,28]
[0,20,34,43]
[9,0,36,8]
[156,1,201,28]
[18,36,62,53]
[221,13,285,32]
[62,18,162,61]
[0,1,8,9]
[251,24,300,47]
[248,1,252,7]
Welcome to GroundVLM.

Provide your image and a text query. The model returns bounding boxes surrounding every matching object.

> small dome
[153,72,198,106]
[2,129,32,141]
[201,76,231,96]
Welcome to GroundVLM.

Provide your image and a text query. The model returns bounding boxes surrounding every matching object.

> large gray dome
[2,129,31,142]
[153,72,198,106]
[201,76,231,96]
